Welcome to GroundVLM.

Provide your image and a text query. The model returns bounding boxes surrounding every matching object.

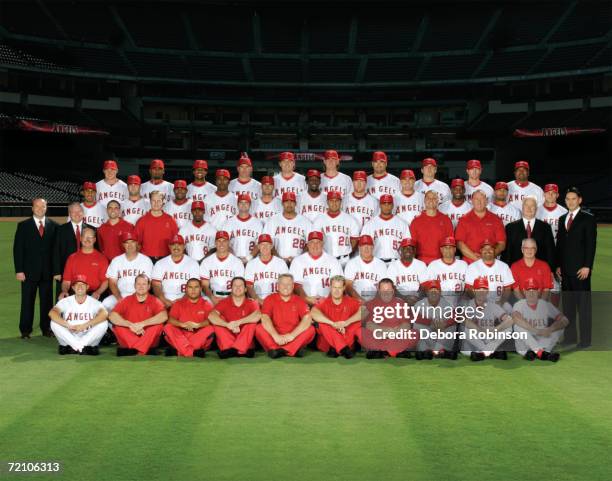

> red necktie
[526,221,532,238]
[567,212,574,230]
[75,224,81,247]
[38,221,44,237]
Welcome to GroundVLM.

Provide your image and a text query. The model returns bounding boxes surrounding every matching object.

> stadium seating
[478,49,546,78]
[488,4,565,48]
[419,54,482,81]
[259,11,303,54]
[125,51,190,79]
[469,112,527,132]
[307,58,360,83]
[46,3,121,44]
[187,56,246,81]
[550,2,612,42]
[63,46,131,75]
[0,2,62,38]
[251,58,303,82]
[116,4,189,49]
[0,171,79,203]
[187,6,253,52]
[308,15,351,53]
[420,6,494,51]
[355,10,423,53]
[534,43,607,74]
[363,57,423,82]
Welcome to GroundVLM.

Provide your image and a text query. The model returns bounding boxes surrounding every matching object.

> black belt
[380,258,394,263]
[213,290,230,296]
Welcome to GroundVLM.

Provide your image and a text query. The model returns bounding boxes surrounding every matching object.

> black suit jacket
[52,221,94,276]
[556,209,597,275]
[13,217,58,281]
[502,218,556,271]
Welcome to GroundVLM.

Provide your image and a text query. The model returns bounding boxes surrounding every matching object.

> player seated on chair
[108,274,168,356]
[49,274,109,355]
[163,278,216,358]
[461,277,514,362]
[512,278,568,362]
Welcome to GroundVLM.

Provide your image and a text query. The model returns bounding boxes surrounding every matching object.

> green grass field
[1,222,611,481]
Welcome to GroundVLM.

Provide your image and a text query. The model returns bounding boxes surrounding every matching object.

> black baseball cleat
[423,350,434,360]
[268,349,285,359]
[193,349,207,358]
[20,333,31,340]
[218,348,238,359]
[326,348,339,358]
[396,350,412,359]
[524,350,537,361]
[492,351,508,360]
[58,345,69,355]
[339,347,354,359]
[294,348,306,358]
[82,346,100,356]
[165,347,178,357]
[437,349,449,359]
[448,350,458,360]
[415,351,424,361]
[117,347,138,356]
[470,352,486,362]
[537,350,550,361]
[243,349,255,358]
[146,348,160,356]
[548,352,561,362]
[366,350,385,359]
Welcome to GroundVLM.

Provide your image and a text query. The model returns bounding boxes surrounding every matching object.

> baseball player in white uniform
[298,169,327,222]
[386,238,427,300]
[152,234,200,308]
[199,231,245,305]
[229,153,261,202]
[163,180,193,229]
[252,176,282,222]
[465,239,515,305]
[188,159,217,201]
[343,235,388,302]
[394,169,424,226]
[205,169,237,229]
[367,151,401,199]
[121,175,150,225]
[225,194,263,263]
[489,182,521,226]
[465,159,494,204]
[245,234,290,304]
[344,170,379,227]
[96,159,128,207]
[361,194,410,264]
[49,275,109,355]
[263,192,313,264]
[414,157,452,205]
[179,201,217,262]
[273,151,307,198]
[537,183,568,240]
[313,191,360,267]
[423,236,467,306]
[439,178,472,228]
[104,231,154,312]
[290,231,343,306]
[320,150,352,200]
[141,159,174,202]
[81,181,107,227]
[507,160,544,209]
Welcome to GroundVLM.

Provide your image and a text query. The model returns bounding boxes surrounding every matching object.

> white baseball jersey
[121,198,150,225]
[229,178,262,202]
[263,213,313,260]
[298,192,327,222]
[513,298,562,330]
[199,253,245,295]
[163,199,193,229]
[344,193,379,227]
[245,255,290,299]
[225,215,263,258]
[465,259,515,300]
[96,179,128,207]
[290,252,343,298]
[489,202,521,226]
[537,204,568,241]
[252,197,282,222]
[465,180,494,204]
[414,179,452,205]
[205,192,238,229]
[273,172,307,198]
[424,258,468,293]
[439,200,472,228]
[179,221,217,262]
[187,181,217,202]
[361,215,410,260]
[466,299,508,329]
[343,256,388,301]
[152,254,200,301]
[394,191,424,226]
[55,295,105,325]
[320,172,353,200]
[106,253,154,296]
[313,211,361,258]
[81,202,107,228]
[386,258,427,295]
[507,181,544,209]
[141,180,174,202]
[367,173,401,199]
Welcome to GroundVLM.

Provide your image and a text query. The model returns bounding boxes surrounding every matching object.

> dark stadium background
[0,0,610,217]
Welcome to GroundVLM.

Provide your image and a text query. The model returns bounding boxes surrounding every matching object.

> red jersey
[214,296,259,322]
[262,293,310,334]
[511,258,554,290]
[97,219,135,261]
[63,249,109,291]
[315,295,361,322]
[134,212,178,258]
[169,296,214,324]
[114,293,165,323]
[409,211,454,265]
[455,209,506,264]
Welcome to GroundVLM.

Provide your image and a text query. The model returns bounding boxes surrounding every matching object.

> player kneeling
[109,274,168,356]
[461,277,514,361]
[512,278,568,362]
[164,278,215,357]
[49,275,109,355]
[256,273,315,358]
[311,275,362,359]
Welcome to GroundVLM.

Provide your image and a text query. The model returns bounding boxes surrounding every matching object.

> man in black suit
[556,187,597,348]
[13,198,58,338]
[502,195,556,271]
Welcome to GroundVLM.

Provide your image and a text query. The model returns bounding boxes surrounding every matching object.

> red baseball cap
[237,193,252,203]
[306,169,321,178]
[168,234,185,245]
[216,169,230,179]
[279,151,295,162]
[327,190,342,201]
[544,183,559,193]
[379,194,394,204]
[174,180,187,189]
[71,274,89,286]
[372,151,387,163]
[400,169,415,180]
[422,157,437,167]
[191,201,205,211]
[150,159,164,169]
[359,235,374,246]
[103,160,118,170]
[451,178,465,188]
[258,234,273,244]
[473,276,489,289]
[127,175,141,185]
[422,279,441,291]
[237,153,251,166]
[261,176,274,185]
[324,150,339,161]
[400,238,417,248]
[440,236,456,247]
[522,277,540,290]
[121,231,137,243]
[352,170,367,181]
[82,181,96,191]
[282,192,297,202]
[514,160,530,170]
[480,239,495,249]
[193,159,208,170]
[215,231,230,241]
[308,231,324,241]
[466,159,481,170]
[494,181,508,191]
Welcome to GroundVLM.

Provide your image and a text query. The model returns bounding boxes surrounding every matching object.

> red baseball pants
[113,324,164,355]
[255,324,315,357]
[164,324,215,356]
